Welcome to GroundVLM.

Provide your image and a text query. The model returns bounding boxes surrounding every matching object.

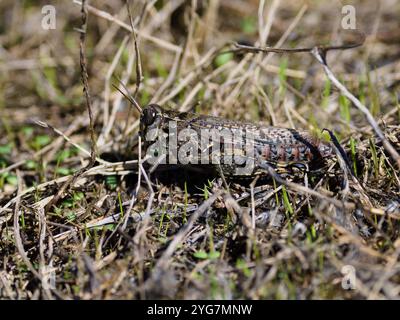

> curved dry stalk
[311,47,400,169]
[79,0,97,167]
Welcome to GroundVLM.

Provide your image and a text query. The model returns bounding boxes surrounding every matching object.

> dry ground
[0,0,400,299]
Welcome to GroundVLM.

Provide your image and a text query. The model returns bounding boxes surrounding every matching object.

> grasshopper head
[140,104,165,143]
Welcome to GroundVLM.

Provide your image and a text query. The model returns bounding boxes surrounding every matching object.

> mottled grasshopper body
[140,104,333,178]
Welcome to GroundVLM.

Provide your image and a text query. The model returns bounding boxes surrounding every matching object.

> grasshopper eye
[142,106,157,126]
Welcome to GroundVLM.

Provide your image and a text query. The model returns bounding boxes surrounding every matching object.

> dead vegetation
[0,0,400,299]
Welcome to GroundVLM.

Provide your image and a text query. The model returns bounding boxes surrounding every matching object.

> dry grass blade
[79,0,97,167]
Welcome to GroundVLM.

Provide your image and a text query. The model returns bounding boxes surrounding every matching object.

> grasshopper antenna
[112,76,143,114]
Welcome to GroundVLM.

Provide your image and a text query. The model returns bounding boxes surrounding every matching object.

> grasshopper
[138,104,334,178]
